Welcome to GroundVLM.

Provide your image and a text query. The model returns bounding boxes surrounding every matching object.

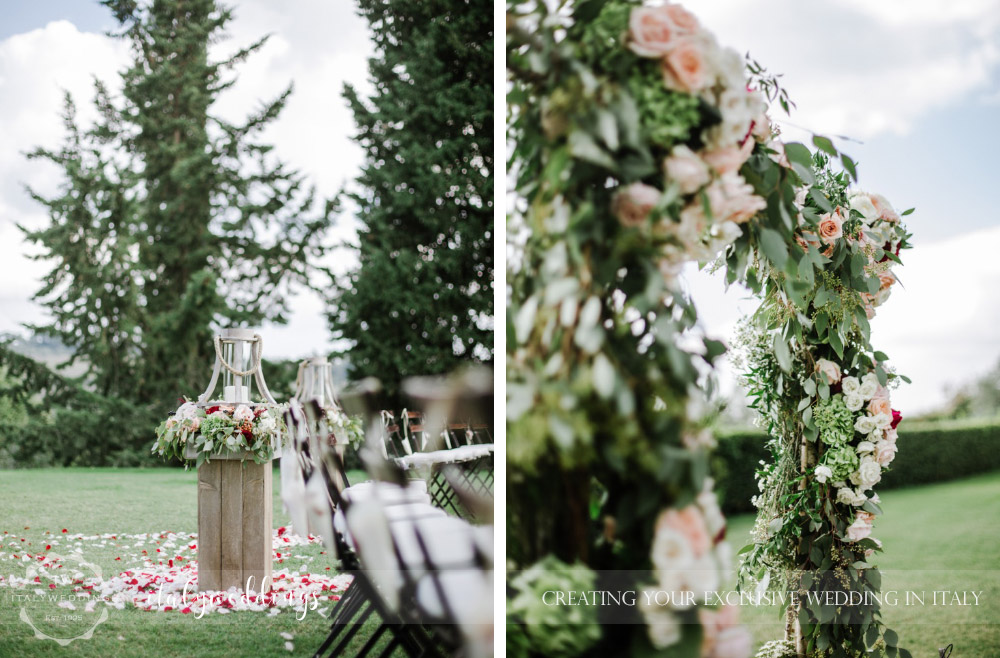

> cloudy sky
[0,0,373,359]
[679,0,1000,414]
[2,1,999,413]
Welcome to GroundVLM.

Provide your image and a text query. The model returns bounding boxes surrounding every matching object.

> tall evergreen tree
[24,0,333,404]
[330,0,494,396]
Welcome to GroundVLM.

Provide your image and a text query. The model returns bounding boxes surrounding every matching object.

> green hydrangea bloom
[813,394,854,446]
[821,444,859,482]
[508,556,602,657]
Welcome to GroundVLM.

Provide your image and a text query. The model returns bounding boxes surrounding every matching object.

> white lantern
[293,356,340,408]
[197,328,277,406]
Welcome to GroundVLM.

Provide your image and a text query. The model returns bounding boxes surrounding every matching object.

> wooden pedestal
[196,457,272,593]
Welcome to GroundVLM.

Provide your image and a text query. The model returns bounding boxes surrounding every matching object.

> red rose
[241,428,253,440]
[890,409,902,429]
[206,405,221,415]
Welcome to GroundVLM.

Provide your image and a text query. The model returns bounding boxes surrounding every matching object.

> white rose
[683,553,720,601]
[836,487,856,505]
[850,193,879,225]
[814,465,833,483]
[177,402,199,420]
[851,490,868,506]
[859,379,878,401]
[854,415,876,435]
[872,412,892,430]
[639,589,682,649]
[844,394,864,412]
[842,377,860,396]
[651,527,694,574]
[857,457,882,490]
[856,441,875,454]
[664,145,711,195]
[707,221,743,252]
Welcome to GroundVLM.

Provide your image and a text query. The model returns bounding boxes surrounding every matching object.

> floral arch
[506,2,913,657]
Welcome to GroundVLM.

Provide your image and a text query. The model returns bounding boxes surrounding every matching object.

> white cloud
[691,0,1000,139]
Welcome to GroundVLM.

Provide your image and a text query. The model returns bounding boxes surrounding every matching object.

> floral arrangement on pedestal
[152,400,286,466]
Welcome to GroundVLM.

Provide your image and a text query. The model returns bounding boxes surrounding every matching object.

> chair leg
[327,602,377,656]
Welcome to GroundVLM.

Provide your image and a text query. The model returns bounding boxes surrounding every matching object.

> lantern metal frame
[197,328,277,407]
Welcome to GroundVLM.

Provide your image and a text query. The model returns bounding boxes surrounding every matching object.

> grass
[726,470,1000,656]
[0,466,380,657]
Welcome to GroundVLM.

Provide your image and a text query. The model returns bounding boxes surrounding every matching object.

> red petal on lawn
[45,545,51,550]
[61,529,67,533]
[48,583,56,589]
[182,607,192,614]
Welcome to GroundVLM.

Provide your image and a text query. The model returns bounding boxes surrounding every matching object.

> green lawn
[0,467,378,657]
[727,470,1000,656]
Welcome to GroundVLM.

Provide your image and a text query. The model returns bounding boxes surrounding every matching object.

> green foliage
[0,343,159,468]
[330,0,494,400]
[23,0,333,406]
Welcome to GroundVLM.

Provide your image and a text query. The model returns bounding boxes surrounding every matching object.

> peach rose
[868,397,891,417]
[664,4,700,33]
[655,505,711,558]
[870,193,900,223]
[884,427,898,443]
[878,271,896,291]
[662,37,709,92]
[629,7,679,58]
[664,145,710,194]
[815,358,841,385]
[818,210,844,244]
[613,182,661,227]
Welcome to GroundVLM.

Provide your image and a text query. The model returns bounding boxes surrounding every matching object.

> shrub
[713,420,1000,514]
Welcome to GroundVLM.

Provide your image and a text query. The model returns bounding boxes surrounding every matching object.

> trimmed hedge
[713,420,1000,515]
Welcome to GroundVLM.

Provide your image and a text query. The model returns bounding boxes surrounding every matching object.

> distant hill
[2,333,88,381]
[921,358,1000,421]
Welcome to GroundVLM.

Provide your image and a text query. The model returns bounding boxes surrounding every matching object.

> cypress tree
[24,0,333,404]
[330,0,494,397]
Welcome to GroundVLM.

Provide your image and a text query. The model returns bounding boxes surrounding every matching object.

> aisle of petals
[0,526,351,617]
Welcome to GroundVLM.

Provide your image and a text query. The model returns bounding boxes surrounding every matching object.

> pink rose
[664,145,710,194]
[233,404,254,422]
[700,606,751,658]
[662,37,709,92]
[711,627,753,658]
[846,513,873,542]
[664,4,700,34]
[875,440,897,466]
[815,359,841,385]
[702,141,754,175]
[705,173,766,224]
[656,505,711,558]
[884,427,898,443]
[868,397,891,417]
[613,182,661,228]
[870,193,900,224]
[818,210,844,244]
[629,7,680,58]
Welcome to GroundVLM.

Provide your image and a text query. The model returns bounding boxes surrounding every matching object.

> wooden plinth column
[197,457,272,593]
